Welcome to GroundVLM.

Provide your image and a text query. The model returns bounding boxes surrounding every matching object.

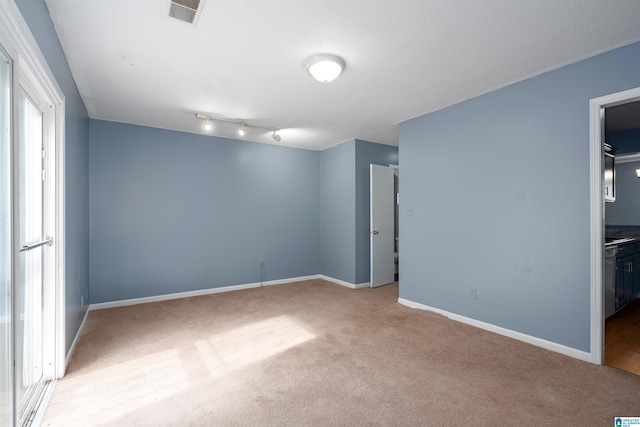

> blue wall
[319,141,356,283]
[318,139,399,285]
[605,159,640,226]
[16,0,90,354]
[399,41,640,352]
[89,120,321,303]
[354,140,399,283]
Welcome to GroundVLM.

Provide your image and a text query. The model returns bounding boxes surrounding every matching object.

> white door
[17,87,49,424]
[370,164,395,288]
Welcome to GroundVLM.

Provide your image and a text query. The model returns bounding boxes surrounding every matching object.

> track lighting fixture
[195,113,281,142]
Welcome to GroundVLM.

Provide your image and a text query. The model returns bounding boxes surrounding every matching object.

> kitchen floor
[605,298,640,376]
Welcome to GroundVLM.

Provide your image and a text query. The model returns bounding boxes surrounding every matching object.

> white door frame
[0,1,66,423]
[589,86,640,365]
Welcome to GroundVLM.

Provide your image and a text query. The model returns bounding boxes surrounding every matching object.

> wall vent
[168,0,203,25]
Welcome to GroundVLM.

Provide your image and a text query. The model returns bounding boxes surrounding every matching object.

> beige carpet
[43,279,640,426]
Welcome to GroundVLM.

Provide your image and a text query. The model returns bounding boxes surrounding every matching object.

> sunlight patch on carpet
[195,315,315,376]
[44,348,190,426]
[44,316,315,426]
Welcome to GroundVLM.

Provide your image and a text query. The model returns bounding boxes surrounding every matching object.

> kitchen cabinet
[615,255,633,310]
[614,241,640,312]
[634,251,640,296]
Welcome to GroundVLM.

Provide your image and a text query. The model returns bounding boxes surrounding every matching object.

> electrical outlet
[469,288,477,300]
[406,207,414,216]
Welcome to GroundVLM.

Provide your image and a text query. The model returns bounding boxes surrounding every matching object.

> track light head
[272,131,281,142]
[202,119,213,132]
[238,124,246,136]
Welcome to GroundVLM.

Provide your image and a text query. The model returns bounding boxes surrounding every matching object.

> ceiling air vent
[168,0,203,25]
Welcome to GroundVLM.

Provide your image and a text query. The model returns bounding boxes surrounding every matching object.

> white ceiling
[44,0,640,151]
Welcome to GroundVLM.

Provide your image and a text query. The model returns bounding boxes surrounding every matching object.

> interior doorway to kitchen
[602,99,640,376]
[589,86,640,369]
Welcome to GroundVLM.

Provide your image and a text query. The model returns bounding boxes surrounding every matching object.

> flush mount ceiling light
[305,54,345,83]
[195,113,281,142]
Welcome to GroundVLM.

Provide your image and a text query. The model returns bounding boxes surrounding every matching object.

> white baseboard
[89,274,373,311]
[319,275,370,289]
[89,275,321,311]
[398,297,592,363]
[65,306,90,370]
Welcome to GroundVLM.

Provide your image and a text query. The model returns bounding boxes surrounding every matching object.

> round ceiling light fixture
[202,119,213,132]
[305,54,345,83]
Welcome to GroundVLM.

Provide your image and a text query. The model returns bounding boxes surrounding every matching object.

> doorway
[370,164,398,288]
[602,100,640,375]
[589,86,640,367]
[0,3,66,424]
